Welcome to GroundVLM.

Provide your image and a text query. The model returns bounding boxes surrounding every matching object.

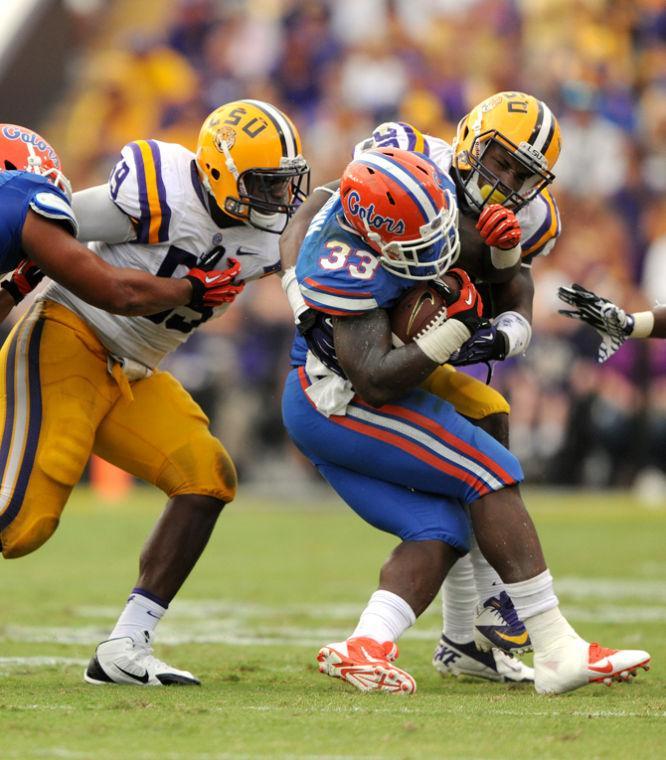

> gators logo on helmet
[0,124,72,200]
[340,148,460,281]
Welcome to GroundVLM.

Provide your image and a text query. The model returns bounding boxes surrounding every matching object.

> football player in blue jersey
[0,124,243,322]
[281,146,650,695]
[281,93,563,683]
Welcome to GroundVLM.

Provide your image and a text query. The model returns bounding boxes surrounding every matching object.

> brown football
[390,274,459,346]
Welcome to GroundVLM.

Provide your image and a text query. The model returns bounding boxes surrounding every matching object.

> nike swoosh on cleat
[497,631,530,646]
[588,660,614,674]
[114,664,150,683]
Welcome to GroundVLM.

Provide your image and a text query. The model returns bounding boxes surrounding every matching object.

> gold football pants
[0,301,237,559]
[421,363,510,419]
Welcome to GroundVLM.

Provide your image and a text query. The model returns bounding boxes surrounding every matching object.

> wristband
[629,310,655,338]
[415,319,471,364]
[281,267,310,324]
[494,311,532,357]
[1,279,23,304]
[490,244,521,270]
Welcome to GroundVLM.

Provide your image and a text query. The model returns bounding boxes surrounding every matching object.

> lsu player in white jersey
[280,92,561,684]
[1,99,309,686]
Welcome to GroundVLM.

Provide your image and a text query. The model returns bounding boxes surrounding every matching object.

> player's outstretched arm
[558,283,666,361]
[21,211,241,316]
[280,181,340,329]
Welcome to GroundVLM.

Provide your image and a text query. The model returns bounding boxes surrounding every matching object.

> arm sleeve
[72,185,134,243]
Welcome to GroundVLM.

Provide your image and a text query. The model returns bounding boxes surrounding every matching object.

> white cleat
[316,636,416,694]
[534,638,651,694]
[432,633,534,683]
[84,632,200,686]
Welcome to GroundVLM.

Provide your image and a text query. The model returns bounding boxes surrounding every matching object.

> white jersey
[45,140,281,368]
[354,123,560,263]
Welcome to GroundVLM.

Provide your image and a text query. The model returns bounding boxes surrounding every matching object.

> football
[390,274,459,346]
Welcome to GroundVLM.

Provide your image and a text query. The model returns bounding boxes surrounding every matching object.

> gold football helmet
[196,99,310,232]
[452,92,561,213]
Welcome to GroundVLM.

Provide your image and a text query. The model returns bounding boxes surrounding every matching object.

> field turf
[1,486,664,759]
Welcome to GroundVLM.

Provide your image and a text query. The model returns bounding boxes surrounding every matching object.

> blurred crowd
[35,0,666,495]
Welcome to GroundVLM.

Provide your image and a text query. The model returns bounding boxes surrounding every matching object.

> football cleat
[84,632,200,686]
[474,590,533,655]
[316,636,416,694]
[534,638,651,694]
[432,633,534,683]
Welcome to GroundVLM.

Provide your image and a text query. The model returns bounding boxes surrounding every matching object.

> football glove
[444,268,489,334]
[476,204,521,250]
[1,258,45,304]
[557,283,634,363]
[449,324,509,366]
[185,258,244,309]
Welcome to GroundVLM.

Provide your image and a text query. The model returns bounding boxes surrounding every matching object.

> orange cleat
[316,636,416,694]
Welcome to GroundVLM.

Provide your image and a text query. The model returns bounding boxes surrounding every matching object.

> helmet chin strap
[220,141,239,180]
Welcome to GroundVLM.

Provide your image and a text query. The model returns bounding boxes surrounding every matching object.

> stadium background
[3,0,666,501]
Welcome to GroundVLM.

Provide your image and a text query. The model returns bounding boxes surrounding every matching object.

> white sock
[469,536,505,602]
[109,589,167,643]
[505,570,579,652]
[524,607,580,653]
[442,555,477,643]
[504,569,558,621]
[351,590,416,643]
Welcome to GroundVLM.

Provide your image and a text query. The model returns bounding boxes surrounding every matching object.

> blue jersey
[290,192,412,375]
[0,171,78,274]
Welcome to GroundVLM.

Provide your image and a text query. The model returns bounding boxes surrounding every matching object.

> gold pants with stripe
[421,363,510,419]
[0,301,237,559]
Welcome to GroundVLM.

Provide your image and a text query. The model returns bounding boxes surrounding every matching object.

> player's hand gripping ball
[390,273,460,347]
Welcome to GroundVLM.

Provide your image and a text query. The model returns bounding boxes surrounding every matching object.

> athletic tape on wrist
[490,244,521,270]
[415,319,471,364]
[494,310,532,357]
[281,266,310,323]
[630,310,655,338]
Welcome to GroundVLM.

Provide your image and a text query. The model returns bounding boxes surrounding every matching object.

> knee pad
[2,515,60,558]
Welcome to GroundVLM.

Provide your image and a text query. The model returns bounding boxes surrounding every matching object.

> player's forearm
[335,311,437,407]
[280,181,339,270]
[104,269,192,316]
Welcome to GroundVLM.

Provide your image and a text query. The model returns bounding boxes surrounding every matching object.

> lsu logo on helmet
[452,91,561,213]
[196,99,310,233]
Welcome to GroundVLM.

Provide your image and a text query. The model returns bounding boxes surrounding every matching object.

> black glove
[1,259,45,304]
[449,324,509,366]
[558,283,633,362]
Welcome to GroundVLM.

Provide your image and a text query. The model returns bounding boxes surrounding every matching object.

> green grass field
[1,486,664,759]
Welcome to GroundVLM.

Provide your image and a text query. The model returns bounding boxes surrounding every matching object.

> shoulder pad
[28,184,78,237]
[109,139,180,244]
[353,122,431,159]
[520,189,561,260]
